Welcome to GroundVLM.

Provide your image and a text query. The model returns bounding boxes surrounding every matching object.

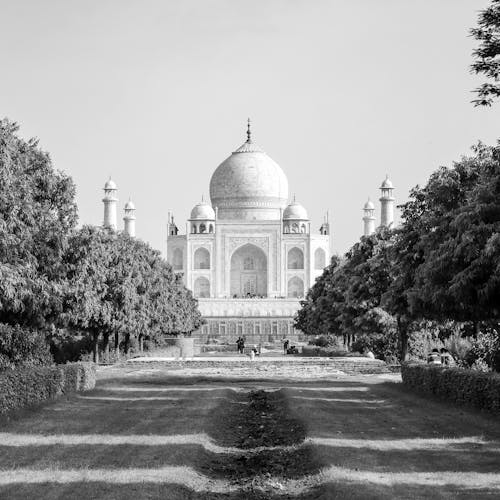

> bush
[309,335,330,347]
[50,332,93,364]
[301,345,359,357]
[466,331,500,372]
[0,323,53,371]
[352,332,398,362]
[0,362,96,415]
[408,327,473,366]
[401,363,500,412]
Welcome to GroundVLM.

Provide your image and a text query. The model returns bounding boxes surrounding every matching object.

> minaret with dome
[361,175,396,236]
[102,178,137,237]
[167,120,331,343]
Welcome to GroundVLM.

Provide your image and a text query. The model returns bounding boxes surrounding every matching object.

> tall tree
[471,0,500,106]
[0,118,77,328]
[62,226,203,362]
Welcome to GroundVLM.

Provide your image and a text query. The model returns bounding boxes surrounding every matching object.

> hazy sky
[1,0,499,255]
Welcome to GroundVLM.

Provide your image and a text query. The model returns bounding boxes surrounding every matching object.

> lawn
[0,364,499,499]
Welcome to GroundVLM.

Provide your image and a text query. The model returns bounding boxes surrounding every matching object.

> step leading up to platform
[126,356,391,375]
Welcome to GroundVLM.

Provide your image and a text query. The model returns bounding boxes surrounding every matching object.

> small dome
[104,178,117,190]
[283,201,308,220]
[380,175,393,189]
[363,199,375,210]
[190,202,215,220]
[125,200,135,210]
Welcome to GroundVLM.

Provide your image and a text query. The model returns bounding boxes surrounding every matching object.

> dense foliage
[471,0,500,106]
[296,143,500,368]
[0,362,95,415]
[0,118,77,329]
[0,323,52,371]
[0,119,203,368]
[62,226,203,362]
[401,363,500,412]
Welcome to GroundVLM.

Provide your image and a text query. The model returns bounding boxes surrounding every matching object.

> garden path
[0,364,499,499]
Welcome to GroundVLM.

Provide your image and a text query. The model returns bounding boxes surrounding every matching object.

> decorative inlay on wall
[228,236,268,253]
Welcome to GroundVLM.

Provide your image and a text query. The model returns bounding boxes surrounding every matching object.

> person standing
[283,339,289,355]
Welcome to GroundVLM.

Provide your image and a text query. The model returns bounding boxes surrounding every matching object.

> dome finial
[246,118,252,143]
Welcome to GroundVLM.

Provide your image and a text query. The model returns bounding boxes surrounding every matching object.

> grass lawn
[0,364,499,499]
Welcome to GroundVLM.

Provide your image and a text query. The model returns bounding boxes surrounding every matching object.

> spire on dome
[246,118,252,143]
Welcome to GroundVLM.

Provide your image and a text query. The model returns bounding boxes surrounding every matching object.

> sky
[1,0,499,255]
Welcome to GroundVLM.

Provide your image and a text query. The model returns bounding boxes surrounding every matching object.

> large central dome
[209,124,289,220]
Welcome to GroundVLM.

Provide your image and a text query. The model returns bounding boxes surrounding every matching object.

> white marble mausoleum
[166,122,331,343]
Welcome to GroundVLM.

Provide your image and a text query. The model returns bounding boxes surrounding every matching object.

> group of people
[427,347,456,366]
[282,339,298,355]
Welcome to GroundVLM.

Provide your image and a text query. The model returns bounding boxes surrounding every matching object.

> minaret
[379,175,395,228]
[362,198,376,236]
[123,199,136,237]
[102,178,118,230]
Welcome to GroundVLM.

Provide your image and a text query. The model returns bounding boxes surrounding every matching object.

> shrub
[0,323,53,371]
[408,328,474,366]
[466,331,500,372]
[50,332,93,364]
[401,363,500,412]
[0,362,96,415]
[301,345,358,357]
[352,332,398,362]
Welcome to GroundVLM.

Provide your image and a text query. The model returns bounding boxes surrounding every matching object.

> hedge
[401,363,500,412]
[301,345,359,357]
[0,362,96,415]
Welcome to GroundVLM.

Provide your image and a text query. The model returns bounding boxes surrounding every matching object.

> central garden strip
[201,388,327,490]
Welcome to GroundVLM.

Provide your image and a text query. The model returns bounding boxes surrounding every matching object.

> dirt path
[0,366,499,499]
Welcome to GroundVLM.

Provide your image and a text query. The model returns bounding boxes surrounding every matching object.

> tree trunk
[92,331,99,364]
[139,334,144,352]
[114,332,119,355]
[103,332,110,363]
[124,332,130,355]
[397,316,408,362]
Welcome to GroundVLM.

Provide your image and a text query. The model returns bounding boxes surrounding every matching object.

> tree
[62,226,203,362]
[295,230,396,351]
[0,118,77,329]
[471,0,500,106]
[294,256,343,337]
[412,143,500,325]
[385,143,500,361]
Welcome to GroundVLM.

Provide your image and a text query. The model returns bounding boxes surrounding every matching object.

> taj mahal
[101,121,395,344]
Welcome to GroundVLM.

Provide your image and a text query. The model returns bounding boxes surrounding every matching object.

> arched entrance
[230,244,267,298]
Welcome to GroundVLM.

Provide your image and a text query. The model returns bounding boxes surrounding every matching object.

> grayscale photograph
[0,1,499,499]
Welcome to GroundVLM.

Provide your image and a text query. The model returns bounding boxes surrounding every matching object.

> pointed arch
[288,247,304,269]
[194,247,210,269]
[194,276,210,298]
[230,243,267,297]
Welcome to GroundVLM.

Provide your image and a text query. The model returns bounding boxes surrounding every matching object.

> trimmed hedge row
[301,345,360,357]
[0,362,96,415]
[401,363,500,412]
